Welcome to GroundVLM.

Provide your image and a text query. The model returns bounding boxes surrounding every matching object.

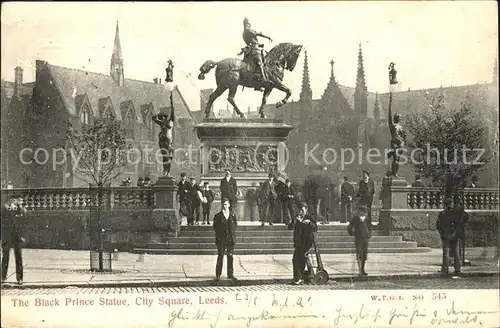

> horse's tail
[198,60,218,80]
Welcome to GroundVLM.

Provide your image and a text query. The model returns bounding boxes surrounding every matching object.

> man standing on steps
[177,173,192,226]
[340,176,354,223]
[281,179,296,225]
[201,182,215,225]
[261,173,277,226]
[189,177,203,225]
[213,198,238,282]
[220,170,238,213]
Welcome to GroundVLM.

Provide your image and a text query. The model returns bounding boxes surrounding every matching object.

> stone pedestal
[150,176,179,241]
[379,176,408,234]
[195,118,293,220]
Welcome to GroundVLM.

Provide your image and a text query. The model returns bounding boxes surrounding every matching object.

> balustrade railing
[406,187,498,210]
[1,187,155,211]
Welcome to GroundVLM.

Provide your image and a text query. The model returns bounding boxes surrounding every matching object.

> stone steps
[133,224,431,255]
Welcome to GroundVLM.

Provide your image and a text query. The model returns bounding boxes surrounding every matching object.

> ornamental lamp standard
[388,62,398,93]
[165,60,175,92]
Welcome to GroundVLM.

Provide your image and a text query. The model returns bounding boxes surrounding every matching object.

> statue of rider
[240,17,272,82]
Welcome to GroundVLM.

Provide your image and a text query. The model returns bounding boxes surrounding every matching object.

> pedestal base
[195,118,293,221]
[150,176,179,240]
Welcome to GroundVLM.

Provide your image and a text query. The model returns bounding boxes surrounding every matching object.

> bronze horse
[198,42,303,119]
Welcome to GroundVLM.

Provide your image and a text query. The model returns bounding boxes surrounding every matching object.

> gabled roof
[44,63,193,123]
[74,93,92,114]
[376,83,498,120]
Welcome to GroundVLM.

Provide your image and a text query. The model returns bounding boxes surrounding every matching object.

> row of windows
[79,105,158,140]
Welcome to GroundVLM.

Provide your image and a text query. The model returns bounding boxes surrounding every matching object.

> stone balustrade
[379,182,499,248]
[1,187,155,211]
[385,185,499,210]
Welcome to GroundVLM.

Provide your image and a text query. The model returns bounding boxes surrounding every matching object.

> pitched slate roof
[376,83,498,121]
[45,63,193,123]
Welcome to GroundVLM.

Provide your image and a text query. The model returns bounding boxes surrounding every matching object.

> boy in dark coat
[348,205,372,276]
[288,202,317,285]
[213,198,238,281]
[201,182,215,225]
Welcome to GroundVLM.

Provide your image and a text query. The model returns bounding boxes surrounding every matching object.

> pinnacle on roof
[355,43,366,92]
[300,50,312,101]
[320,59,340,101]
[329,59,336,84]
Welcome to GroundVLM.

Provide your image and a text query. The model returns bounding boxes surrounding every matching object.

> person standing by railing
[436,198,463,275]
[1,197,26,285]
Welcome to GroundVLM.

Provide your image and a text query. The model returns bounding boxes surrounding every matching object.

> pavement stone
[0,248,498,288]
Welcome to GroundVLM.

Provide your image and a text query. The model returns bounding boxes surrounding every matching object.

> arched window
[80,104,90,125]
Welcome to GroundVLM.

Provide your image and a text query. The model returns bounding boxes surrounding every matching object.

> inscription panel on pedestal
[208,145,278,173]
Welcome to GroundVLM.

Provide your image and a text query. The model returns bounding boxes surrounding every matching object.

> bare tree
[66,118,128,271]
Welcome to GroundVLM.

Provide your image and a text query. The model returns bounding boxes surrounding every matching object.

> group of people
[211,193,470,284]
[175,170,297,227]
[210,194,375,284]
[177,173,216,226]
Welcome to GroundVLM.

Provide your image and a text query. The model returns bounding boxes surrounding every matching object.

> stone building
[1,22,199,188]
[264,45,498,187]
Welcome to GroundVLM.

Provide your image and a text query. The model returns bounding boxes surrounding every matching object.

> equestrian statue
[198,17,303,119]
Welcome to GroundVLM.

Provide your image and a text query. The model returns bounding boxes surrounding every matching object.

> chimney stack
[153,78,158,84]
[35,60,46,82]
[14,66,23,96]
[159,78,162,84]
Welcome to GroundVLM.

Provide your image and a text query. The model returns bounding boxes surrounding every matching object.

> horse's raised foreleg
[259,87,274,118]
[274,82,291,108]
[205,86,227,119]
[227,85,246,118]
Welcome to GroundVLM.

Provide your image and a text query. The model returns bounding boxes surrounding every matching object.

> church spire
[300,50,312,102]
[110,20,124,87]
[354,43,367,116]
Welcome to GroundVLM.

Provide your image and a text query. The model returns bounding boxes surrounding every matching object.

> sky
[1,2,498,114]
